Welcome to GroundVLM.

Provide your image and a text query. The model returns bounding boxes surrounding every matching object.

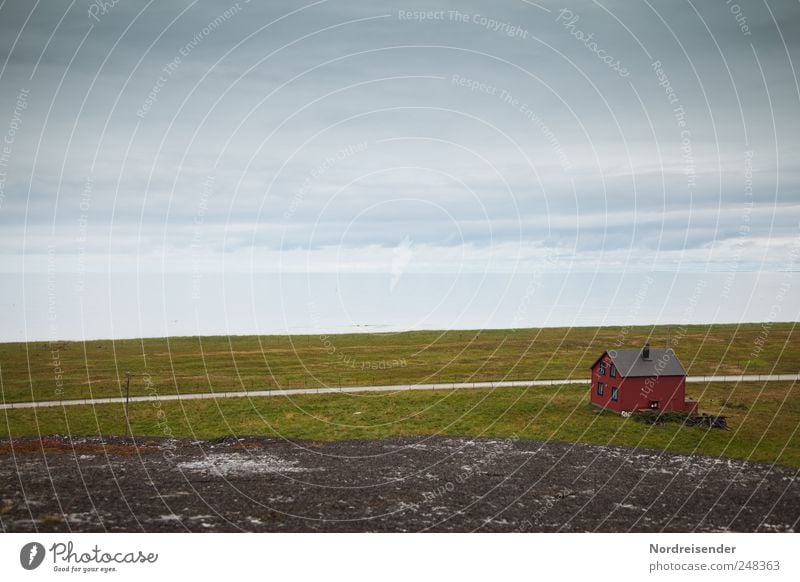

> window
[598,361,606,375]
[597,381,604,396]
[610,364,616,378]
[611,386,618,401]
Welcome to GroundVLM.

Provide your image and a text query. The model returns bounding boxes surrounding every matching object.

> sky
[0,0,799,340]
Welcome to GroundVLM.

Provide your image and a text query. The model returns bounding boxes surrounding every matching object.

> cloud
[0,0,797,279]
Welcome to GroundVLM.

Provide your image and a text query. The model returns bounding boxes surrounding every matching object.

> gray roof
[604,348,686,377]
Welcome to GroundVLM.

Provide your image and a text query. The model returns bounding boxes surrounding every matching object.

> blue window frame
[598,361,606,375]
[611,386,619,401]
[610,364,616,378]
[597,381,604,396]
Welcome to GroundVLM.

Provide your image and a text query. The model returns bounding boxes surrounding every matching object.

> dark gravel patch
[1,435,798,532]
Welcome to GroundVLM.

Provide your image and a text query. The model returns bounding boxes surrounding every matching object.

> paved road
[1,374,797,411]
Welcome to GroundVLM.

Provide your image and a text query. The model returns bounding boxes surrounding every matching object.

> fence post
[124,371,132,438]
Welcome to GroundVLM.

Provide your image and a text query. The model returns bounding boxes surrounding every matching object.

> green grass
[3,381,799,467]
[2,323,796,467]
[0,323,797,403]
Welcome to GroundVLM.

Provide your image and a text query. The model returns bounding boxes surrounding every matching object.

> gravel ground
[1,435,798,532]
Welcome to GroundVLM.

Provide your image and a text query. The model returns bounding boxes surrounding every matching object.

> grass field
[0,323,797,403]
[2,323,797,468]
[2,380,798,467]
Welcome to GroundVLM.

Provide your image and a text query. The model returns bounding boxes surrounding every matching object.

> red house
[590,344,697,414]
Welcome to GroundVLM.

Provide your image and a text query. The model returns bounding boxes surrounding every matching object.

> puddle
[178,453,308,477]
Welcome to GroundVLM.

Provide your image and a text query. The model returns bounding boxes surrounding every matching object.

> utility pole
[124,371,132,438]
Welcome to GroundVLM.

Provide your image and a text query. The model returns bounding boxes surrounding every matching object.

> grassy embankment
[1,323,797,466]
[1,380,798,467]
[0,323,796,402]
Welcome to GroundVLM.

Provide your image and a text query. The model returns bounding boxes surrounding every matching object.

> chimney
[642,343,651,360]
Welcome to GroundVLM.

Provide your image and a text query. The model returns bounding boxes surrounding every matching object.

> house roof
[597,348,687,377]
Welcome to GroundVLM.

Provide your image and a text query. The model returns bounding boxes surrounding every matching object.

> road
[1,374,797,411]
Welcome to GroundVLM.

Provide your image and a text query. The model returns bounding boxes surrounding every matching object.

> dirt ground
[1,435,797,532]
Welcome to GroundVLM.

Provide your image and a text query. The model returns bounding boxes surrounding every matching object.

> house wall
[618,375,686,412]
[590,353,621,411]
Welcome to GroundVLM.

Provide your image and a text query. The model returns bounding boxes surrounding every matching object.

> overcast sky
[0,0,799,345]
[1,0,798,278]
